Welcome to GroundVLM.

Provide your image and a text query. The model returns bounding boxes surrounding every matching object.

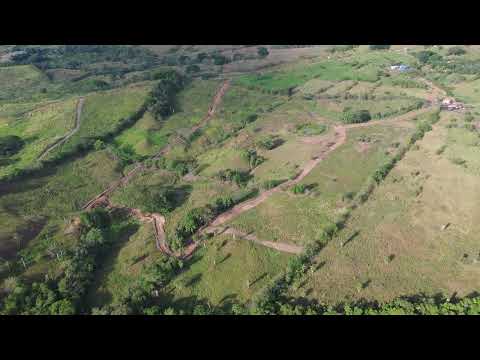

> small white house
[390,64,410,72]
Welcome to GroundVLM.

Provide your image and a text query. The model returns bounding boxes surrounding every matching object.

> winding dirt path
[202,126,346,232]
[38,97,85,161]
[85,77,441,259]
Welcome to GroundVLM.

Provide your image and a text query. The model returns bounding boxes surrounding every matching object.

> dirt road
[198,91,440,247]
[210,226,303,254]
[202,126,346,232]
[38,97,85,160]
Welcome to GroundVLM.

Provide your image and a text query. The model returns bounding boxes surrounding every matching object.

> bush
[447,46,466,56]
[257,135,281,150]
[186,64,200,74]
[464,112,474,122]
[173,207,214,247]
[241,148,264,169]
[216,169,251,187]
[257,47,269,58]
[110,143,142,168]
[80,207,111,230]
[0,135,24,156]
[369,45,391,51]
[262,179,286,190]
[291,184,306,194]
[212,54,229,66]
[436,145,447,155]
[213,195,234,213]
[342,109,371,124]
[294,123,327,136]
[147,71,185,120]
[465,123,476,132]
[451,157,466,166]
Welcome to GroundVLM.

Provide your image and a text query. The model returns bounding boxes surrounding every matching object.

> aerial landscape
[0,44,479,315]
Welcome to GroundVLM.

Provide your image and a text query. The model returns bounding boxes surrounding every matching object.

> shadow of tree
[185,273,202,287]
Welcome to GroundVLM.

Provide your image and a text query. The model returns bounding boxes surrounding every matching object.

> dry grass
[292,112,480,304]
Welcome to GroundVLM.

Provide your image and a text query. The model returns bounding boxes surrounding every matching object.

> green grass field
[165,234,292,311]
[0,98,78,179]
[229,124,414,246]
[234,59,380,93]
[0,149,122,269]
[49,84,152,156]
[0,65,52,102]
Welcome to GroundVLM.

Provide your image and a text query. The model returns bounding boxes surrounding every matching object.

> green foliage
[369,45,391,51]
[414,50,444,66]
[186,64,200,74]
[11,45,158,73]
[216,168,251,187]
[147,71,185,120]
[436,145,447,155]
[294,122,327,136]
[257,47,269,58]
[95,257,183,315]
[0,135,24,156]
[110,143,142,168]
[450,157,466,166]
[342,109,371,124]
[447,46,466,56]
[464,112,474,122]
[213,195,234,212]
[172,207,213,249]
[270,294,480,315]
[212,54,229,66]
[0,279,75,315]
[291,184,306,194]
[257,135,280,150]
[241,148,265,169]
[262,179,286,190]
[372,161,395,183]
[80,207,111,230]
[93,139,105,151]
[328,45,357,53]
[159,157,197,176]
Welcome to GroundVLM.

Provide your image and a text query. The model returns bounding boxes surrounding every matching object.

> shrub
[450,157,466,166]
[80,208,111,231]
[257,135,281,150]
[241,148,264,169]
[147,71,185,120]
[294,122,327,136]
[447,46,466,56]
[110,143,141,168]
[186,64,200,73]
[342,109,371,124]
[465,123,476,132]
[216,169,251,187]
[342,191,355,201]
[173,207,214,246]
[262,179,286,190]
[292,184,306,194]
[93,139,105,151]
[369,45,391,51]
[0,135,24,156]
[212,54,229,66]
[435,145,447,155]
[213,195,234,213]
[257,47,269,58]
